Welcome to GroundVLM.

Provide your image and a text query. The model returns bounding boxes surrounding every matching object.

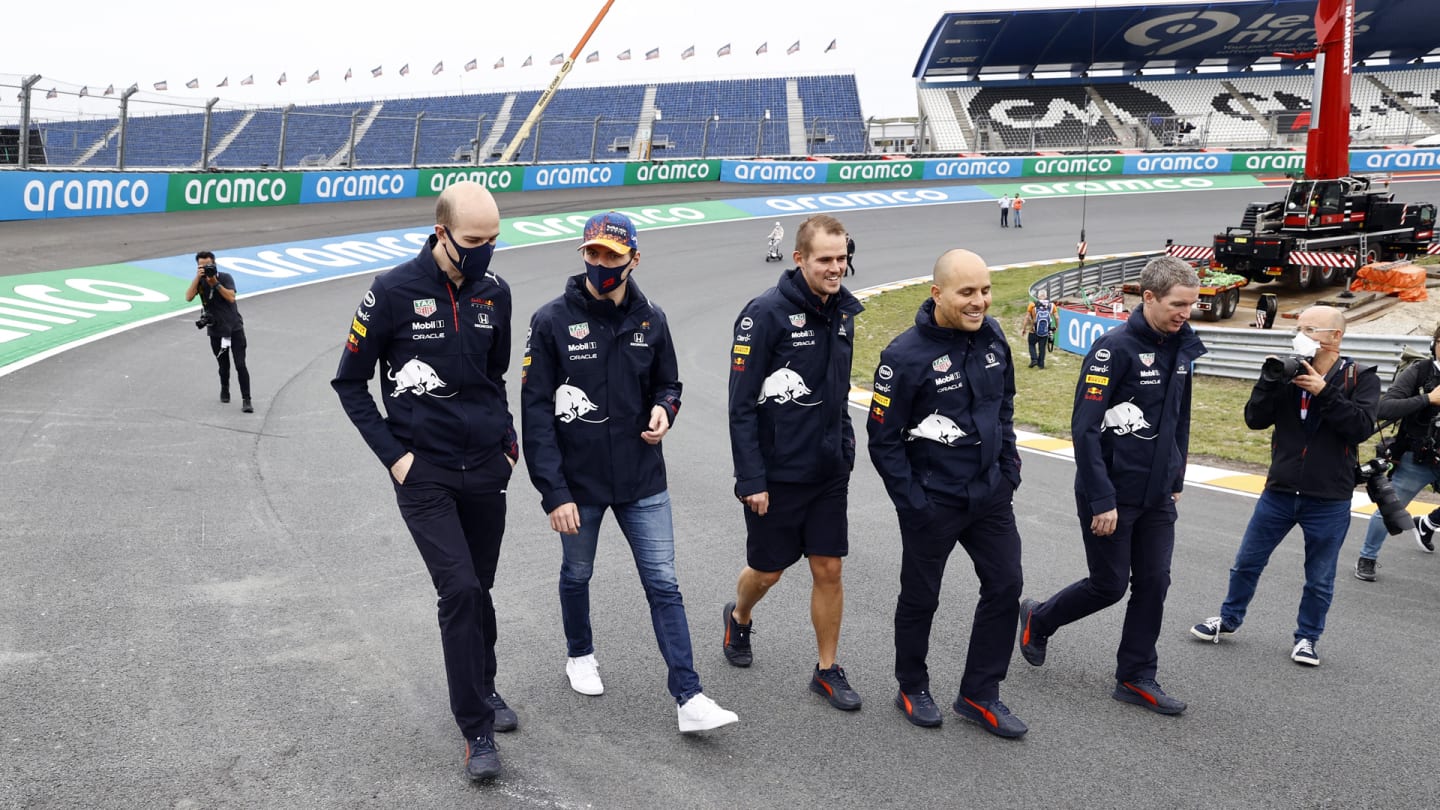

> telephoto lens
[1260,355,1305,384]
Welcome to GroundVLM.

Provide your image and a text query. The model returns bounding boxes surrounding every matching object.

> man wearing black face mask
[522,211,739,735]
[332,180,518,782]
[184,250,253,412]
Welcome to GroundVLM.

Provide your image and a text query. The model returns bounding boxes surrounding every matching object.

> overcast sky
[3,0,1225,120]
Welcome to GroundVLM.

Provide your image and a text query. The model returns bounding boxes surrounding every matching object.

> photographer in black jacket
[1354,324,1440,581]
[184,251,253,413]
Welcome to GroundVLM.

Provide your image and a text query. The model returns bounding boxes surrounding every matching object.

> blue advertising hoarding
[0,171,169,220]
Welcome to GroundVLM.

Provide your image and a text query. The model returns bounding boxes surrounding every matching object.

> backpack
[1033,302,1052,337]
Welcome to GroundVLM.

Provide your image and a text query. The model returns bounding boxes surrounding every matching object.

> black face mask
[441,228,494,281]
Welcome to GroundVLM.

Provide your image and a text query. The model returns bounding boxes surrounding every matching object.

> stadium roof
[913,0,1440,81]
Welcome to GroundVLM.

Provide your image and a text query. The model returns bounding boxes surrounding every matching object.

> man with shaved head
[333,180,518,780]
[1019,255,1206,715]
[867,249,1028,737]
[1190,305,1378,668]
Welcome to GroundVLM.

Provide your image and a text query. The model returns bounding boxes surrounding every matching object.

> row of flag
[35,40,838,98]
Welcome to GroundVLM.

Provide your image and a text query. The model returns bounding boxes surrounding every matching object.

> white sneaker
[677,692,739,733]
[566,654,604,695]
[1291,639,1320,667]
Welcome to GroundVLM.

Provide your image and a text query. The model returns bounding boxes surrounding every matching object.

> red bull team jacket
[728,267,864,496]
[1072,306,1206,514]
[521,275,682,512]
[332,237,517,471]
[866,301,1020,525]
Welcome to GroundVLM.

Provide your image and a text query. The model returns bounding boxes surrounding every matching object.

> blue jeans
[1359,452,1440,560]
[558,490,701,703]
[1220,490,1352,643]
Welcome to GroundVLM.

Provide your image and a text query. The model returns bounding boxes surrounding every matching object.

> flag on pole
[465,58,478,71]
[681,45,695,60]
[371,66,382,78]
[79,86,89,97]
[787,41,800,55]
[153,80,168,91]
[523,55,533,67]
[825,39,837,53]
[399,63,410,76]
[645,47,659,60]
[585,50,599,63]
[277,72,287,85]
[46,87,58,99]
[186,78,199,89]
[717,44,731,57]
[494,57,505,69]
[104,84,115,96]
[432,61,444,75]
[307,70,320,83]
[617,49,631,61]
[217,77,229,88]
[550,53,564,65]
[756,42,768,55]
[345,67,353,81]
[241,75,255,85]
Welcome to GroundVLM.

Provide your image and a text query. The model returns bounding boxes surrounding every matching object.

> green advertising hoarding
[417,166,527,197]
[166,172,303,211]
[624,160,721,185]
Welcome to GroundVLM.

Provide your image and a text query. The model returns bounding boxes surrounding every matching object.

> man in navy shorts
[724,214,866,711]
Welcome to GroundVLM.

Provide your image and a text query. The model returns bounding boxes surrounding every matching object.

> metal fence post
[347,109,360,167]
[701,115,715,159]
[201,97,219,170]
[410,111,424,169]
[18,74,40,169]
[117,84,138,170]
[531,118,541,163]
[278,104,294,170]
[590,115,601,163]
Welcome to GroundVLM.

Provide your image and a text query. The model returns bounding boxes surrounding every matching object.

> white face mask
[1291,332,1322,358]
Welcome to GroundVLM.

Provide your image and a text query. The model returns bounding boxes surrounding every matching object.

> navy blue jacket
[1245,357,1379,500]
[522,275,682,512]
[332,237,516,471]
[728,268,864,495]
[867,301,1020,523]
[1072,306,1207,513]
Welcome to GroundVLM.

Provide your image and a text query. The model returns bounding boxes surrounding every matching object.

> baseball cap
[578,211,638,255]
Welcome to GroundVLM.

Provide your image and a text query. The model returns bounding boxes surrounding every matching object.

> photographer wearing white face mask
[1189,305,1379,667]
[1354,324,1440,580]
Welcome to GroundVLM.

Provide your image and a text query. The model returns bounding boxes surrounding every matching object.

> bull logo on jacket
[907,411,967,446]
[388,358,454,398]
[1102,401,1156,438]
[555,382,609,423]
[758,367,821,406]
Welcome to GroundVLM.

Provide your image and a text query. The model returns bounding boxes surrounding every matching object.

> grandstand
[10,75,868,169]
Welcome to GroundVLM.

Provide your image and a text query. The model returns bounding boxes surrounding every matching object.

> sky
[2,0,1227,121]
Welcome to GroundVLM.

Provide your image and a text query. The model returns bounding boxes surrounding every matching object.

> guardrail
[1028,252,1427,381]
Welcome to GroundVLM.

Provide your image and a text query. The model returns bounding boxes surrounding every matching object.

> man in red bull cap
[522,211,740,734]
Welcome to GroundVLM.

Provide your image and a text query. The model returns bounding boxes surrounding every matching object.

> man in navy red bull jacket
[723,214,867,713]
[866,249,1027,737]
[522,211,738,735]
[1018,256,1206,716]
[332,181,517,782]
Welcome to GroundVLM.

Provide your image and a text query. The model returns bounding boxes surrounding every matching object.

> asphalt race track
[3,180,1439,809]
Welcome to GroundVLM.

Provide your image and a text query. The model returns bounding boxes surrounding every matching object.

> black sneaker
[1017,597,1048,666]
[220,389,230,404]
[954,695,1028,738]
[1113,678,1186,715]
[894,689,942,727]
[486,691,518,732]
[464,735,500,781]
[1355,557,1378,582]
[1190,616,1238,643]
[1291,638,1320,666]
[722,601,753,667]
[241,398,254,413]
[809,664,862,711]
[1416,515,1436,553]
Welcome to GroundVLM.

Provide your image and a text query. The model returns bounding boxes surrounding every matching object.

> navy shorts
[743,475,849,572]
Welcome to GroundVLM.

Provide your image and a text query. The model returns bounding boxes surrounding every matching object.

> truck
[1172,0,1437,291]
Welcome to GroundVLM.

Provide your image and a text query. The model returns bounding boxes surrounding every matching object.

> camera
[1356,457,1411,536]
[195,312,214,330]
[1260,355,1307,384]
[202,263,218,277]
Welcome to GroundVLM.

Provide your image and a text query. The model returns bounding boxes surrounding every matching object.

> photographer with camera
[184,251,253,413]
[1190,306,1378,667]
[1353,325,1440,581]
